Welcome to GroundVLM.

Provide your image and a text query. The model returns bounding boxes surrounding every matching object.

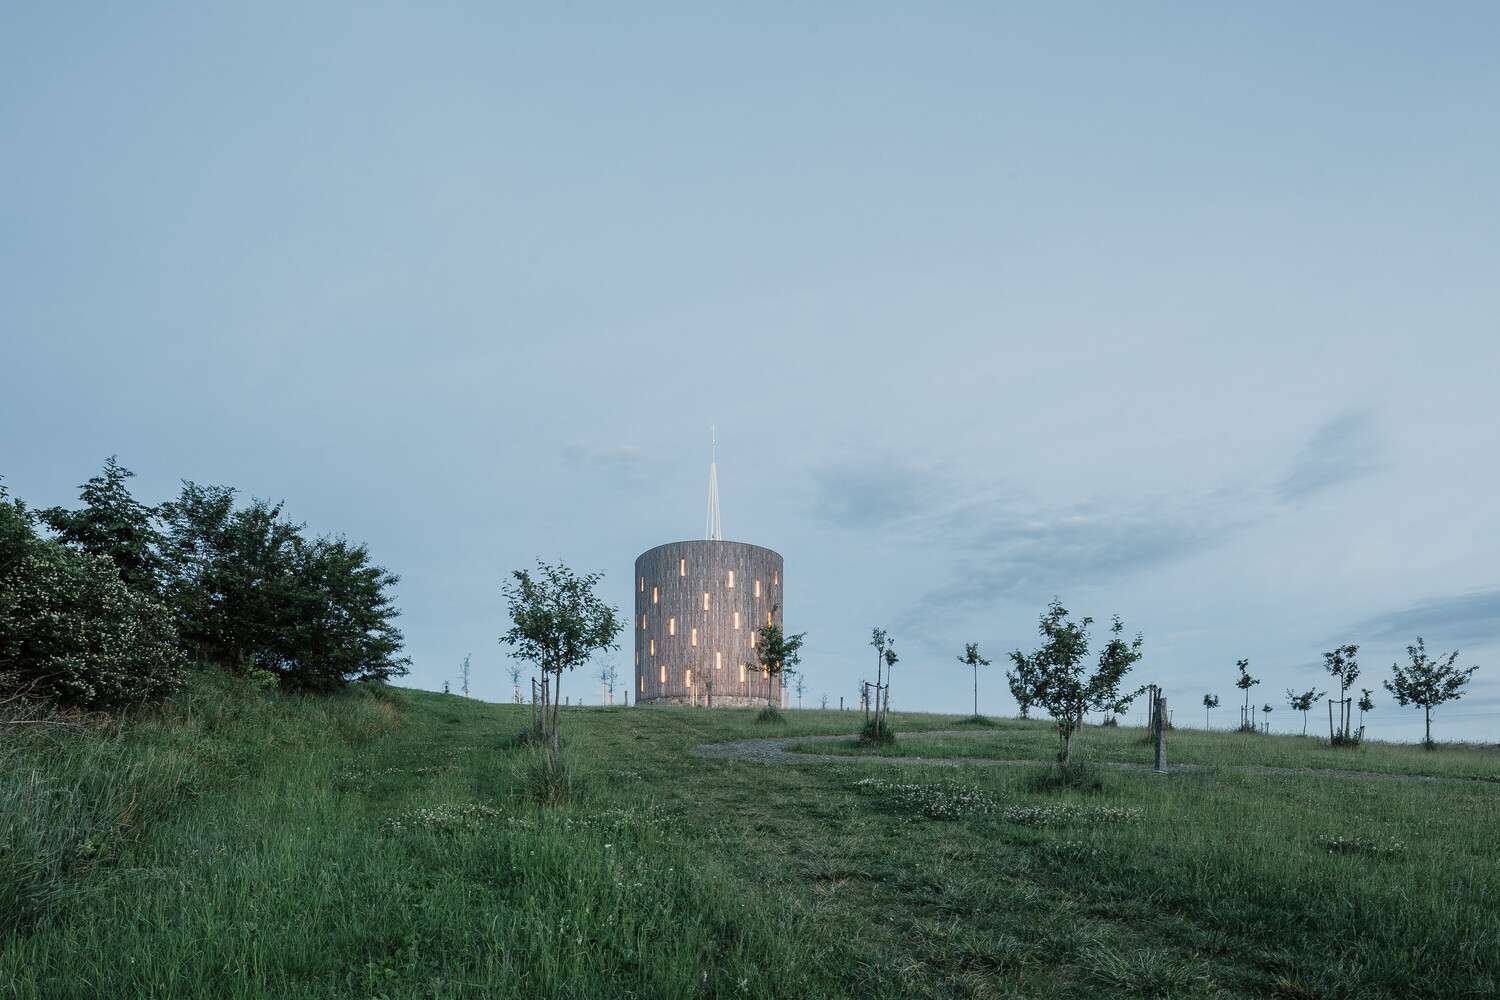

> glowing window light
[767,611,772,626]
[640,576,644,592]
[750,630,757,646]
[669,617,676,636]
[716,651,722,670]
[703,592,710,611]
[755,579,761,597]
[691,628,698,647]
[650,639,655,656]
[636,650,640,665]
[733,612,740,629]
[679,558,685,576]
[739,663,746,683]
[660,664,666,684]
[774,570,779,585]
[652,586,658,604]
[763,667,769,678]
[639,674,644,692]
[641,615,646,630]
[686,669,692,687]
[727,570,735,589]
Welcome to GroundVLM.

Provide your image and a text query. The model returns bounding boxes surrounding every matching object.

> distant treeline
[0,457,408,708]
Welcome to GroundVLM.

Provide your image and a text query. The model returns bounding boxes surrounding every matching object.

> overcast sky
[4,3,1498,740]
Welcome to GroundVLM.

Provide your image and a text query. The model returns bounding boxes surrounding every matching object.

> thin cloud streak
[1276,408,1384,502]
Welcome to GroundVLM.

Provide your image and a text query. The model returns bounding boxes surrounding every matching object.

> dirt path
[690,729,1481,783]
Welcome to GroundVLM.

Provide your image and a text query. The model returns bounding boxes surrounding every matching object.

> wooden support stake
[1153,696,1168,773]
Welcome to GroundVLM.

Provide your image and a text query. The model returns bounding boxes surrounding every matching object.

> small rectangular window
[650,639,655,656]
[755,579,761,597]
[652,586,658,604]
[739,663,746,683]
[727,570,735,589]
[691,628,698,647]
[660,664,666,684]
[716,651,722,670]
[669,617,676,636]
[641,615,646,630]
[686,669,692,688]
[680,558,685,576]
[733,612,740,629]
[774,570,779,585]
[767,611,772,626]
[703,592,710,611]
[750,630,757,646]
[640,576,644,592]
[636,650,640,665]
[639,674,644,692]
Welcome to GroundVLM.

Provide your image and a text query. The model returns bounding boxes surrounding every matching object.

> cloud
[811,456,1255,632]
[1352,589,1500,647]
[1275,408,1384,502]
[562,440,651,485]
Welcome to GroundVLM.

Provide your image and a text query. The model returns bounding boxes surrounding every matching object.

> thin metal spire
[705,425,721,541]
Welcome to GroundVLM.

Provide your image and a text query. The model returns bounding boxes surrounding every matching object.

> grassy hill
[3,675,1498,999]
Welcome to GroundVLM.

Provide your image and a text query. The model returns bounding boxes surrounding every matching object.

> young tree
[1357,688,1374,735]
[1384,637,1478,748]
[1203,693,1219,729]
[1012,600,1142,766]
[508,662,523,703]
[958,642,991,719]
[869,628,888,723]
[38,456,165,597]
[595,652,619,706]
[1286,687,1325,736]
[1235,659,1259,730]
[751,605,805,707]
[1006,654,1037,719]
[1261,704,1274,733]
[881,643,898,723]
[1324,644,1361,741]
[1094,617,1145,725]
[500,560,622,750]
[820,693,828,710]
[794,671,807,709]
[459,653,472,697]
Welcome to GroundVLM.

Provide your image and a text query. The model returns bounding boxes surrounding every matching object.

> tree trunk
[1425,705,1431,747]
[973,667,978,718]
[551,669,562,750]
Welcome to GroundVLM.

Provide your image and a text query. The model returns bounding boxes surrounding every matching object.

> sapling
[1384,637,1478,748]
[1357,688,1374,736]
[1261,704,1273,734]
[1203,693,1219,729]
[1235,659,1259,731]
[958,642,991,719]
[460,653,472,698]
[1006,654,1037,719]
[1286,688,1325,736]
[1324,645,1360,742]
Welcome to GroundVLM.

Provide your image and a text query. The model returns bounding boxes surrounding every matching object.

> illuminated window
[679,558,685,576]
[763,667,769,678]
[703,592,710,611]
[639,674,644,692]
[650,639,655,656]
[767,611,772,626]
[660,664,666,684]
[739,663,746,683]
[755,579,761,597]
[669,617,676,636]
[641,615,646,630]
[716,651,722,670]
[691,628,698,647]
[636,650,640,665]
[652,586,658,604]
[727,570,735,589]
[686,669,692,687]
[733,612,740,630]
[774,570,779,585]
[640,576,644,592]
[750,630,757,646]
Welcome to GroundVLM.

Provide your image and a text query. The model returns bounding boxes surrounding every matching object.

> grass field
[4,674,1498,998]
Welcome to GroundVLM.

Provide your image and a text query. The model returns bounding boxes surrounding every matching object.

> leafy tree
[38,457,165,596]
[1006,654,1037,719]
[1324,644,1360,741]
[1011,600,1142,765]
[1094,617,1145,724]
[1235,659,1258,730]
[1357,687,1374,734]
[1384,637,1478,747]
[751,604,804,708]
[869,628,888,724]
[958,643,991,718]
[1286,687,1325,736]
[881,643,898,722]
[501,560,622,749]
[1202,693,1219,729]
[1261,704,1274,732]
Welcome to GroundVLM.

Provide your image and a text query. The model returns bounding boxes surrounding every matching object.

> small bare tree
[958,642,991,719]
[459,653,472,698]
[1235,659,1258,731]
[508,662,523,704]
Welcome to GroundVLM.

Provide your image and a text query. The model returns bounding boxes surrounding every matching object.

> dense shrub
[0,486,185,708]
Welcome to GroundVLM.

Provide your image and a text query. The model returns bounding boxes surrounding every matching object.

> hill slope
[3,677,1498,998]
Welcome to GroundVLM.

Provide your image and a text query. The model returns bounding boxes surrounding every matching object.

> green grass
[793,717,1500,780]
[3,675,1498,998]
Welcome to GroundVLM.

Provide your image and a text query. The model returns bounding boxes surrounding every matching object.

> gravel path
[690,729,1480,783]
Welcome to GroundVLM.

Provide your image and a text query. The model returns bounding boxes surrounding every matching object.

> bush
[854,716,897,747]
[0,545,186,709]
[755,705,785,725]
[956,714,994,726]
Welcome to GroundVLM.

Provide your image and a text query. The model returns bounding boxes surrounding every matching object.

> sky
[3,3,1498,741]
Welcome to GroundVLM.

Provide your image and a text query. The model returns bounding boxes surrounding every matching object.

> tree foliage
[751,605,804,707]
[1010,600,1144,765]
[958,642,991,719]
[38,456,165,597]
[1286,687,1325,736]
[1384,637,1478,747]
[1324,644,1361,741]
